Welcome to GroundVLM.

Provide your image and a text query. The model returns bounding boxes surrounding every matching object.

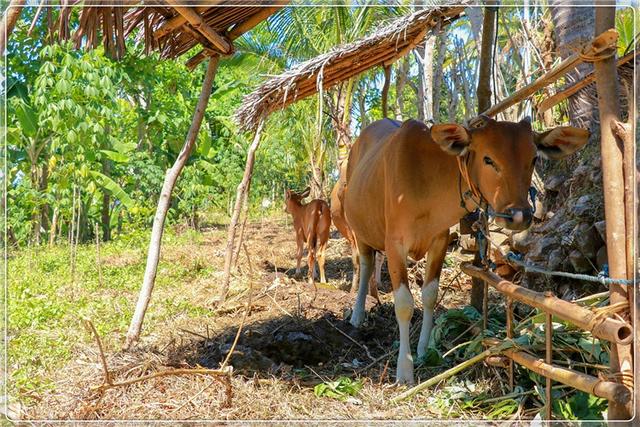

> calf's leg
[386,239,414,384]
[317,241,327,283]
[350,243,374,327]
[417,230,449,359]
[295,239,304,278]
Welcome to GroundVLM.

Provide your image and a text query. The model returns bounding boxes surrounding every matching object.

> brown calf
[285,187,331,284]
[344,116,588,384]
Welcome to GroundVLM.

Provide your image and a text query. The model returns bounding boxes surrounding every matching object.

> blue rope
[505,252,635,286]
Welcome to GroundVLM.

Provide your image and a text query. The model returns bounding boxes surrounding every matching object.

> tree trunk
[471,2,497,312]
[357,84,368,129]
[333,80,354,167]
[0,0,26,54]
[49,206,59,246]
[101,158,111,242]
[420,36,436,121]
[477,1,497,113]
[432,31,447,122]
[593,5,633,420]
[381,65,391,118]
[125,56,219,350]
[220,119,265,302]
[548,0,597,129]
[395,56,409,121]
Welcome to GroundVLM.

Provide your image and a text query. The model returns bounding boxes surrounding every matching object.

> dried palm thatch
[20,0,287,67]
[234,4,467,132]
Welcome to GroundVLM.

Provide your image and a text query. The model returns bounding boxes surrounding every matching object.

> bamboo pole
[594,7,633,422]
[163,3,231,54]
[0,0,25,54]
[484,338,631,405]
[153,5,213,40]
[461,263,632,345]
[220,119,265,303]
[481,29,618,118]
[545,305,553,420]
[390,341,512,403]
[537,51,636,114]
[124,56,220,350]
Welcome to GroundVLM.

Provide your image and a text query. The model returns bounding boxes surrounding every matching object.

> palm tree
[548,1,597,129]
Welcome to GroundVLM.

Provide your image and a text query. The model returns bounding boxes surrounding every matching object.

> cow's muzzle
[498,207,533,231]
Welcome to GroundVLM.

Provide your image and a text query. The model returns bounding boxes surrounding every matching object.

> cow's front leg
[386,240,414,384]
[418,230,449,359]
[350,243,374,327]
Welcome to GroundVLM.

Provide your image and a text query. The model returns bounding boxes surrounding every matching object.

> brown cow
[285,187,331,285]
[344,116,588,384]
[330,164,382,303]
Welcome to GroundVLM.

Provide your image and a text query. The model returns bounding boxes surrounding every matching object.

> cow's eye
[484,156,499,172]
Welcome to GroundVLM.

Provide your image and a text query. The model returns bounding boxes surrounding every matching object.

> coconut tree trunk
[548,0,596,129]
[395,56,409,121]
[125,56,219,349]
[0,0,25,54]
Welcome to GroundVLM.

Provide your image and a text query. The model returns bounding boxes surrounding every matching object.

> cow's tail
[309,208,320,252]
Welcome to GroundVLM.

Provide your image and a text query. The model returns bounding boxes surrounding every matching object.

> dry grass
[18,218,519,422]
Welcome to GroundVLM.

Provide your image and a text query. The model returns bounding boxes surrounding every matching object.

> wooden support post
[461,263,633,345]
[482,29,618,118]
[163,3,231,54]
[593,4,633,421]
[124,56,219,350]
[0,0,26,54]
[545,299,553,421]
[220,119,265,303]
[476,0,497,113]
[506,296,514,391]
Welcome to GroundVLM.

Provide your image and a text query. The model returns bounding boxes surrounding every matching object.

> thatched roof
[39,1,287,69]
[234,4,466,131]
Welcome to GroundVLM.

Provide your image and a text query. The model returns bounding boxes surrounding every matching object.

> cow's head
[284,187,310,213]
[431,116,589,231]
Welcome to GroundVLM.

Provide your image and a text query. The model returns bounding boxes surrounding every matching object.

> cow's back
[344,119,402,250]
[344,118,462,258]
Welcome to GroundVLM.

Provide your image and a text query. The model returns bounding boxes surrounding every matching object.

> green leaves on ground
[313,377,363,401]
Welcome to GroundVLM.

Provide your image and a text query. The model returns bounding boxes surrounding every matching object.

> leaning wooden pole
[593,4,633,421]
[0,0,26,54]
[124,56,220,349]
[220,119,265,303]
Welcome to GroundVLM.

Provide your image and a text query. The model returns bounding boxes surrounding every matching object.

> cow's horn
[468,114,492,129]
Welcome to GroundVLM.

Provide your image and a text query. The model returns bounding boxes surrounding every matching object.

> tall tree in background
[548,1,596,129]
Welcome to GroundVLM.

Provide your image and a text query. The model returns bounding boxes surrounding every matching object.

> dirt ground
[23,218,517,422]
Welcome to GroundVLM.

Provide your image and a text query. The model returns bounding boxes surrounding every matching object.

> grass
[7,226,224,400]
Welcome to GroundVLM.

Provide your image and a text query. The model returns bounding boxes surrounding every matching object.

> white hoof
[350,308,365,327]
[396,359,415,385]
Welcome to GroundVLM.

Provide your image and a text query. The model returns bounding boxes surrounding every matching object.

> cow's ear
[300,187,311,198]
[534,126,589,160]
[431,123,472,156]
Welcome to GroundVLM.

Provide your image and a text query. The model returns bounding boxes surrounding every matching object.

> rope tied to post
[505,252,635,286]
